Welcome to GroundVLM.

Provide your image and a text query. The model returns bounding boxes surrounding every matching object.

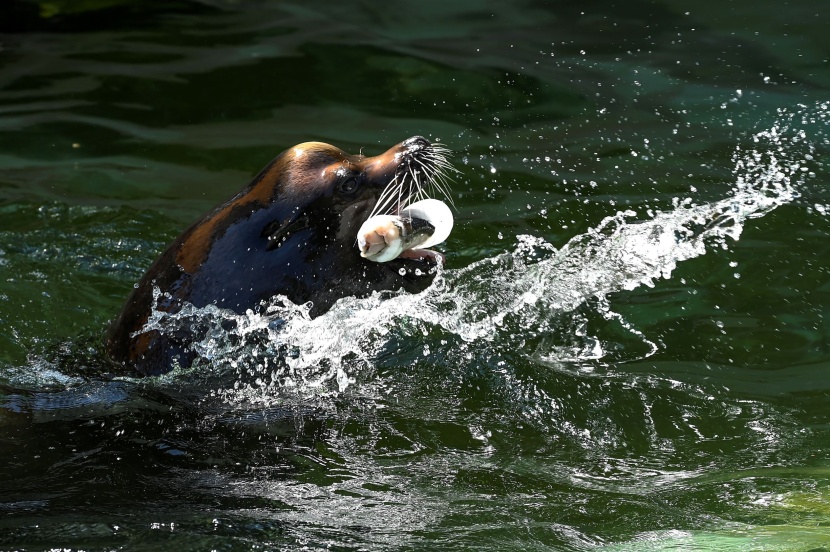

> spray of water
[141,103,826,401]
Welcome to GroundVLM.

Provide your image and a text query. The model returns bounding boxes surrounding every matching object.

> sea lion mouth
[397,247,445,265]
[357,199,453,263]
[358,136,456,266]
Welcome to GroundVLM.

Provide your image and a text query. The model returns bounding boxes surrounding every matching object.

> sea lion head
[243,135,454,312]
[105,136,455,375]
[267,135,453,238]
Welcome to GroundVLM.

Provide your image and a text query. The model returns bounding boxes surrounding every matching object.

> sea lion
[105,136,455,376]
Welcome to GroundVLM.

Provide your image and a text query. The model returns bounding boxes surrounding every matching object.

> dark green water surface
[1,1,829,550]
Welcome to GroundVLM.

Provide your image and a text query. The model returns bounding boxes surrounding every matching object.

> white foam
[140,102,826,400]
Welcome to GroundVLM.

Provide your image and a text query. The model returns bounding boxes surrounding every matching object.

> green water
[1,1,829,550]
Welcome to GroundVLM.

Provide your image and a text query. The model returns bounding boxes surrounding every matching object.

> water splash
[144,103,825,399]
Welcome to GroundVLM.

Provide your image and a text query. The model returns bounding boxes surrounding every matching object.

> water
[2,1,830,550]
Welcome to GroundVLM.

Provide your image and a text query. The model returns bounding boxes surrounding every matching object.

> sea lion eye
[336,176,361,195]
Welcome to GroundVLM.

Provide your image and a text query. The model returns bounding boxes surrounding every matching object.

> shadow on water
[0,0,218,33]
[0,383,330,548]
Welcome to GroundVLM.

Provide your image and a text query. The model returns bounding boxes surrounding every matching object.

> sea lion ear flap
[262,211,311,251]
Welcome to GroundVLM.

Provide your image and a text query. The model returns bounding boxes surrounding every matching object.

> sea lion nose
[402,135,431,149]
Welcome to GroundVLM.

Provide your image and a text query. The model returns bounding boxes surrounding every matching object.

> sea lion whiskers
[410,141,457,204]
[408,156,456,213]
[367,141,456,220]
[371,171,406,219]
[403,161,419,218]
[422,143,457,191]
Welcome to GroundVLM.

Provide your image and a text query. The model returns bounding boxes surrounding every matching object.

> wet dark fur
[105,137,443,376]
